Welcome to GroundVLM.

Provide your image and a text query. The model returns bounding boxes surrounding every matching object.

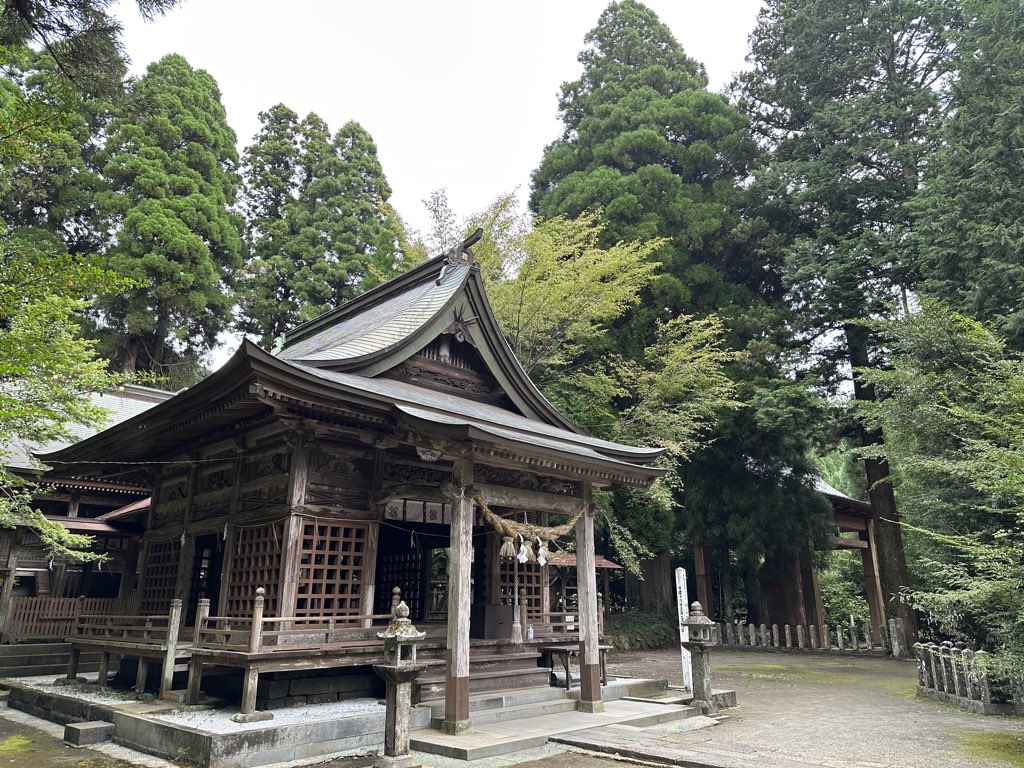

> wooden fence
[6,596,124,642]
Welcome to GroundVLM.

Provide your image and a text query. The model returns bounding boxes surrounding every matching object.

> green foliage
[95,53,243,385]
[818,550,870,626]
[0,0,179,97]
[857,302,1024,660]
[913,0,1024,349]
[470,194,662,376]
[238,105,404,345]
[0,225,132,559]
[531,0,757,355]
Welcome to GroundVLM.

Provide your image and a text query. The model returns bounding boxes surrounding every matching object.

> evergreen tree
[914,0,1024,349]
[736,0,962,635]
[531,0,831,616]
[238,108,397,346]
[95,53,243,384]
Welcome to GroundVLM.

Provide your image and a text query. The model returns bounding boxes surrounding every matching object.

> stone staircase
[415,643,549,700]
[411,677,704,760]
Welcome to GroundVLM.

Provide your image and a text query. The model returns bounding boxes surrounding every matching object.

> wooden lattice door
[376,550,424,621]
[294,519,368,621]
[138,539,181,615]
[225,521,283,617]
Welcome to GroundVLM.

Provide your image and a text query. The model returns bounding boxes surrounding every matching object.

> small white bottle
[526,625,534,640]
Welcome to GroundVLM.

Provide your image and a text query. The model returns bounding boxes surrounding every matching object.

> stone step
[410,698,700,760]
[0,663,102,678]
[429,696,577,729]
[419,683,569,718]
[417,668,551,699]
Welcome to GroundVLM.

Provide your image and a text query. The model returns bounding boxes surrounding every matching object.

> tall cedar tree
[238,106,396,346]
[531,0,832,618]
[96,54,243,384]
[913,0,1024,349]
[736,0,962,635]
[0,49,110,255]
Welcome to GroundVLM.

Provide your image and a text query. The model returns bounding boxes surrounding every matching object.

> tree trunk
[742,557,763,625]
[845,323,919,641]
[639,552,671,612]
[719,545,734,622]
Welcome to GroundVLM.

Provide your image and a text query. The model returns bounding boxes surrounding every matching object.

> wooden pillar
[862,521,885,645]
[693,535,714,619]
[575,482,603,713]
[363,522,380,627]
[442,457,473,735]
[174,463,200,603]
[279,434,309,620]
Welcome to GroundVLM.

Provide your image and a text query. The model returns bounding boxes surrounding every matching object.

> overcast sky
[115,0,765,240]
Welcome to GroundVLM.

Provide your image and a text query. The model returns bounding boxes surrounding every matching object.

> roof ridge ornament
[436,227,483,285]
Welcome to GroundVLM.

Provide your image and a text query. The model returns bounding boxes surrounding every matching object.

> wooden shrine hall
[41,235,665,731]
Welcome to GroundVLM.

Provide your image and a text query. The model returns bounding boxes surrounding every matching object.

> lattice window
[376,551,424,621]
[499,558,543,613]
[139,539,181,615]
[294,520,367,621]
[225,522,283,617]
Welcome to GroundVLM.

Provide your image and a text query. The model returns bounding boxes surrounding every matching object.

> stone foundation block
[64,720,114,746]
[307,692,339,704]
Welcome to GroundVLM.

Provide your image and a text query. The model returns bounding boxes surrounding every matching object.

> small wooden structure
[42,237,665,728]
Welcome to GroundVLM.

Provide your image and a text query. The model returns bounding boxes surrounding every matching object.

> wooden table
[538,644,611,690]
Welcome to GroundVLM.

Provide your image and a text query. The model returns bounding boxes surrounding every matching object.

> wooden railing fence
[6,596,124,642]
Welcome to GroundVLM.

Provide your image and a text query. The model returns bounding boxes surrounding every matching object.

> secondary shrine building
[43,237,664,729]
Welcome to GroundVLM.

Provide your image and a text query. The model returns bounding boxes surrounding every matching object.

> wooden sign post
[675,567,692,693]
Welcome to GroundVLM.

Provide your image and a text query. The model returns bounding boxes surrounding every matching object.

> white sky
[115,0,765,240]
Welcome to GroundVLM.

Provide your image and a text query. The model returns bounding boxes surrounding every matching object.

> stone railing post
[821,624,831,650]
[771,624,779,648]
[836,625,845,650]
[748,623,757,646]
[760,623,768,647]
[809,624,819,650]
[951,647,967,698]
[912,643,929,689]
[927,643,941,692]
[797,625,805,649]
[975,650,993,704]
[848,624,858,650]
[784,625,792,648]
[962,648,978,700]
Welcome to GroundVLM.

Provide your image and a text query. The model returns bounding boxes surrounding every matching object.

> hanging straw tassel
[536,537,548,566]
[499,535,517,559]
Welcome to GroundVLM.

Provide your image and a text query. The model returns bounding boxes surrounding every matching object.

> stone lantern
[374,601,427,768]
[681,601,718,714]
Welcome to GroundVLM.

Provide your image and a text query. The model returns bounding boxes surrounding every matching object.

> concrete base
[575,700,604,713]
[439,718,470,735]
[917,686,1021,715]
[64,720,115,746]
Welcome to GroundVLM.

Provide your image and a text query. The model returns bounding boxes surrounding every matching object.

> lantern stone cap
[685,601,714,626]
[377,601,426,643]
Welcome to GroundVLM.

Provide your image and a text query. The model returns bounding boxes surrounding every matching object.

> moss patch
[961,731,1024,767]
[0,734,34,754]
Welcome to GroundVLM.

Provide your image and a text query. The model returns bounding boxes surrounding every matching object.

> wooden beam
[834,514,869,532]
[832,536,869,550]
[473,483,584,515]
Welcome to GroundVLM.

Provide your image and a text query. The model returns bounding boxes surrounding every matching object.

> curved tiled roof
[279,259,472,364]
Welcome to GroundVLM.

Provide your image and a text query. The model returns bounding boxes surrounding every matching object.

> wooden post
[279,433,309,621]
[363,522,380,628]
[195,598,210,644]
[442,457,473,735]
[241,667,259,715]
[519,588,529,637]
[97,652,110,686]
[185,657,204,705]
[161,598,182,695]
[66,647,81,681]
[249,588,266,653]
[598,592,605,637]
[575,483,603,713]
[861,521,886,645]
[135,658,149,693]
